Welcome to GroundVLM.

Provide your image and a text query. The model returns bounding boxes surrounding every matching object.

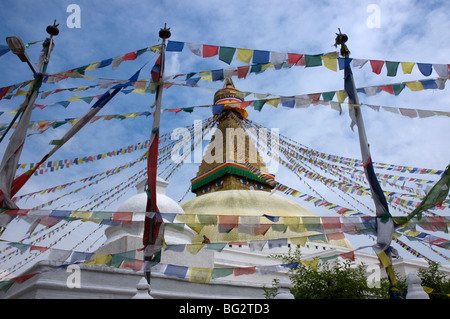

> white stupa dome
[96,177,193,255]
[117,177,185,217]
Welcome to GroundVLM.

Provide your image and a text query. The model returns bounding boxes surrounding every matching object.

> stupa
[181,78,352,248]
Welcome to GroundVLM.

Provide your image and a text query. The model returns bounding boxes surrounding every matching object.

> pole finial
[334,28,350,57]
[46,20,59,36]
[159,23,171,40]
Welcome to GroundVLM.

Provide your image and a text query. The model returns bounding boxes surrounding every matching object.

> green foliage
[417,262,450,299]
[270,246,390,299]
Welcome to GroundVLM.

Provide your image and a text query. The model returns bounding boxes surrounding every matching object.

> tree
[269,246,390,299]
[417,262,450,299]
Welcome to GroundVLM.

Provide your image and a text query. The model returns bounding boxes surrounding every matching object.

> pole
[0,21,59,228]
[335,30,400,298]
[144,24,171,286]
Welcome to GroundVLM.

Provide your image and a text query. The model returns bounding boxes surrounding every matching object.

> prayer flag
[0,45,10,57]
[164,264,188,279]
[385,61,400,77]
[151,55,161,83]
[166,41,184,52]
[8,68,141,201]
[202,45,219,57]
[189,267,213,283]
[219,46,236,64]
[401,62,415,74]
[186,42,202,56]
[236,48,253,64]
[370,60,384,74]
[417,63,432,76]
[252,50,270,64]
[305,54,322,67]
[287,53,302,64]
[321,54,338,71]
[234,266,256,276]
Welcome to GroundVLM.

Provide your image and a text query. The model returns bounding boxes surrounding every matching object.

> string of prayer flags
[166,40,450,78]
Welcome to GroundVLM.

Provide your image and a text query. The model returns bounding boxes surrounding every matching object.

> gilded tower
[190,78,274,196]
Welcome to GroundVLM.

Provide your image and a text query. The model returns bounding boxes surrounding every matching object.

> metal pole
[0,21,59,214]
[144,24,171,287]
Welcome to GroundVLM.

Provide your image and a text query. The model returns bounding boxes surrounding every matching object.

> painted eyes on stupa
[239,179,249,185]
[215,180,224,187]
[202,187,210,193]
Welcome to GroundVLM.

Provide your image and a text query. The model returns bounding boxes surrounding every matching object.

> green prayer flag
[305,55,323,67]
[49,139,63,146]
[250,64,262,73]
[386,61,400,77]
[322,91,335,101]
[0,280,14,293]
[182,107,194,113]
[219,46,236,64]
[394,165,450,225]
[211,268,234,279]
[53,121,67,129]
[253,99,266,112]
[392,83,406,96]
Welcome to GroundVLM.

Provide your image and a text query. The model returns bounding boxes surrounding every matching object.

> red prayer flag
[234,266,256,276]
[340,251,355,261]
[112,211,133,224]
[0,86,12,100]
[122,51,137,61]
[370,60,384,75]
[237,65,250,79]
[379,85,394,94]
[30,245,50,253]
[121,259,144,271]
[11,273,38,284]
[287,53,303,64]
[308,93,321,105]
[202,45,219,57]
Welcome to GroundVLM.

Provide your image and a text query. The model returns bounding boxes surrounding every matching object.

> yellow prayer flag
[189,267,213,284]
[422,286,434,294]
[149,45,160,53]
[290,237,307,246]
[14,89,27,97]
[301,259,319,270]
[321,54,338,72]
[74,86,89,92]
[85,62,100,71]
[236,48,253,64]
[335,90,347,103]
[261,63,273,71]
[83,253,112,266]
[376,250,391,267]
[70,210,92,220]
[406,81,424,91]
[186,243,205,255]
[132,88,146,94]
[67,94,81,102]
[401,62,415,74]
[265,98,280,107]
[200,75,212,81]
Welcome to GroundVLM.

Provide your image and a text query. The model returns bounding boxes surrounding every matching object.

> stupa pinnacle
[191,78,274,196]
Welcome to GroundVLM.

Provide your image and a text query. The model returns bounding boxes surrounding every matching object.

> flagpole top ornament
[46,20,59,36]
[334,28,350,58]
[159,24,171,40]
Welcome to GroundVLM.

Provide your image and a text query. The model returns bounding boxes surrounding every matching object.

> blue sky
[0,0,449,269]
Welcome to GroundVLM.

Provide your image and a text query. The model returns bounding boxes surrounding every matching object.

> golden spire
[191,79,274,196]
